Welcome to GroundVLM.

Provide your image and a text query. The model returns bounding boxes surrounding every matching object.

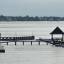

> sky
[0,0,64,16]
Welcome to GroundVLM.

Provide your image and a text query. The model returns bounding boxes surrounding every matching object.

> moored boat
[0,45,5,53]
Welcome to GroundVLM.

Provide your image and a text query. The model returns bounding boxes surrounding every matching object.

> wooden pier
[1,27,64,47]
[0,36,43,46]
[0,40,41,46]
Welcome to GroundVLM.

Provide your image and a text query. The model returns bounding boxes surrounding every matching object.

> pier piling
[38,41,40,45]
[31,41,32,46]
[7,42,8,45]
[46,42,48,45]
[15,41,16,45]
[23,41,24,46]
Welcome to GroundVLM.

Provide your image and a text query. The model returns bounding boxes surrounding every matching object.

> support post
[62,34,63,41]
[51,34,54,44]
[23,41,24,46]
[7,42,8,45]
[38,41,40,45]
[51,34,53,41]
[31,41,32,46]
[15,41,16,45]
[47,42,48,45]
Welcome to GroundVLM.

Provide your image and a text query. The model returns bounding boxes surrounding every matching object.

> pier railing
[0,36,35,41]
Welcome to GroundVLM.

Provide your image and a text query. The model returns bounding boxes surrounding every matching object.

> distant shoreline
[0,15,64,21]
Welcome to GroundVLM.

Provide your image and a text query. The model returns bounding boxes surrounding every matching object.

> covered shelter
[50,27,64,42]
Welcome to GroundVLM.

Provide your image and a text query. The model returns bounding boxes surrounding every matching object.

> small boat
[0,44,5,53]
[0,46,5,53]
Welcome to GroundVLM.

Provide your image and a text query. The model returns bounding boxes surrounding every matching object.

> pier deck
[0,37,42,45]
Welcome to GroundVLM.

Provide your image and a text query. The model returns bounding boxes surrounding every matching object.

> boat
[0,44,5,53]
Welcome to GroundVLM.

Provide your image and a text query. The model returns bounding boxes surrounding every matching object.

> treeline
[0,15,64,21]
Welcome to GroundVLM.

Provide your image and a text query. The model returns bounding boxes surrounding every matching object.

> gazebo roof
[50,27,64,34]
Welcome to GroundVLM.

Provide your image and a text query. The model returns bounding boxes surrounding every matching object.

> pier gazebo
[50,27,64,42]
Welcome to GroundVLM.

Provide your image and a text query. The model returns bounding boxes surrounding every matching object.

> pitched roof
[50,27,64,34]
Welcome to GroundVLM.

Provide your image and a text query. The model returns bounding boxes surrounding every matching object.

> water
[0,44,64,64]
[0,21,64,64]
[0,21,64,38]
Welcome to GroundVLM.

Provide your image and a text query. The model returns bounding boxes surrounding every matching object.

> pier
[0,36,42,46]
[50,27,64,46]
[0,27,64,47]
[0,39,41,46]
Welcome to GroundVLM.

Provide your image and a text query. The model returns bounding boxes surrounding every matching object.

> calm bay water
[0,21,64,64]
[0,21,64,38]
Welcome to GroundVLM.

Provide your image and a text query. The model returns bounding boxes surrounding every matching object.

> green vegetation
[0,15,64,21]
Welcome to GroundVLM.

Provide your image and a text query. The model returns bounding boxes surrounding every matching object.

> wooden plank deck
[1,37,61,46]
[0,37,42,45]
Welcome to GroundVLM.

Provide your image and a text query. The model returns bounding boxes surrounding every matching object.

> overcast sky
[0,0,64,16]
